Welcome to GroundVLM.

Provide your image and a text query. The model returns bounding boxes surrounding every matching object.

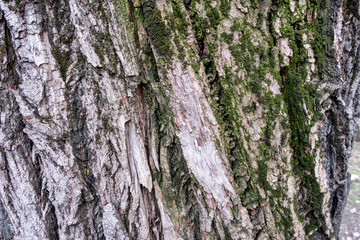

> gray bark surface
[0,0,359,239]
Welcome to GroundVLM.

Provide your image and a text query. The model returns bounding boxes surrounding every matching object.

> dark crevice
[43,189,60,240]
[167,137,202,239]
[142,186,162,240]
[183,0,192,10]
[3,21,19,88]
[44,0,74,82]
[330,191,339,218]
[122,186,131,235]
[127,0,141,50]
[133,80,163,238]
[254,228,263,240]
[32,153,42,197]
[143,42,160,83]
[63,73,104,239]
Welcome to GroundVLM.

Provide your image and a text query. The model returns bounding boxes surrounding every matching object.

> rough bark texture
[0,0,358,239]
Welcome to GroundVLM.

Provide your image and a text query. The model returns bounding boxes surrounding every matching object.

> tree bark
[0,0,359,239]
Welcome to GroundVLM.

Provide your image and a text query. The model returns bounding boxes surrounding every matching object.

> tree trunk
[0,0,359,239]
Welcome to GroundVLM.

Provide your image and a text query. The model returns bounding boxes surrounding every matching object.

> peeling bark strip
[0,0,358,239]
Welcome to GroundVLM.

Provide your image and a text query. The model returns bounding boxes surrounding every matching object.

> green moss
[191,14,208,41]
[220,0,231,18]
[51,47,70,81]
[249,76,262,94]
[221,32,234,45]
[243,188,262,206]
[94,44,105,63]
[191,61,200,73]
[223,224,233,240]
[311,27,329,74]
[173,36,186,60]
[143,42,160,83]
[14,0,23,10]
[215,138,221,148]
[305,216,319,234]
[228,44,242,63]
[257,159,270,188]
[231,20,242,31]
[7,4,14,11]
[250,0,259,8]
[142,52,204,237]
[275,208,295,237]
[206,7,221,27]
[171,1,189,38]
[161,135,203,238]
[242,102,257,114]
[174,0,331,236]
[142,0,173,58]
[278,4,326,232]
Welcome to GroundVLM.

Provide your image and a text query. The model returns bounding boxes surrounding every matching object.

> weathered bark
[0,0,358,239]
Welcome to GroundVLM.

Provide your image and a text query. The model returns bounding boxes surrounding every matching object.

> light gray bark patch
[126,121,152,191]
[0,9,61,239]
